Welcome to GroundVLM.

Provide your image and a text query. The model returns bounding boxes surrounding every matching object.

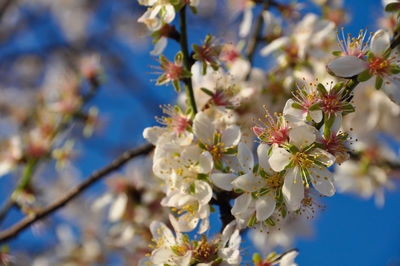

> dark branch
[0,143,154,243]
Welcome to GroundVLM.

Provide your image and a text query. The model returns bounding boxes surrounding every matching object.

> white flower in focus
[268,125,336,211]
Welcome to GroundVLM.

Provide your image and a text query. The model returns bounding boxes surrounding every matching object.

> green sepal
[156,74,168,85]
[291,102,303,109]
[252,253,262,264]
[265,217,275,226]
[281,206,287,218]
[309,102,321,111]
[214,160,224,171]
[248,212,257,227]
[383,48,392,59]
[172,79,181,92]
[323,113,335,138]
[175,51,184,64]
[332,51,342,56]
[317,83,328,95]
[189,182,196,194]
[190,6,198,14]
[390,65,400,74]
[375,76,383,90]
[332,81,344,94]
[197,173,208,181]
[201,87,215,96]
[357,69,372,82]
[385,2,400,12]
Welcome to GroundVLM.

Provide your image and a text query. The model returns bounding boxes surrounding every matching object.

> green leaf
[174,51,184,64]
[390,65,400,74]
[189,182,196,194]
[375,76,383,90]
[291,102,303,109]
[308,102,321,111]
[265,217,275,226]
[357,69,372,82]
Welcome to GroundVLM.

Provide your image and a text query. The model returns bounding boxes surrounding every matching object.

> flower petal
[150,220,176,247]
[210,173,235,191]
[193,112,215,144]
[269,147,291,172]
[255,192,276,221]
[109,194,128,222]
[370,29,390,56]
[239,8,252,38]
[257,143,271,173]
[310,166,335,196]
[237,142,254,172]
[282,168,304,211]
[327,56,367,77]
[289,125,316,149]
[308,148,336,167]
[221,125,241,147]
[232,172,263,192]
[231,193,252,216]
[260,37,289,56]
[150,36,167,55]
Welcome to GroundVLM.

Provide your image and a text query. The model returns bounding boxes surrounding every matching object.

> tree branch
[0,143,154,243]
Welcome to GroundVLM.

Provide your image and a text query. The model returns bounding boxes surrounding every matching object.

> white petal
[221,125,241,147]
[194,180,213,205]
[331,113,342,133]
[92,193,113,211]
[193,112,215,144]
[280,250,299,266]
[289,125,316,149]
[308,148,336,167]
[163,4,176,23]
[109,194,127,222]
[282,168,304,211]
[151,247,175,264]
[257,143,271,172]
[210,173,235,191]
[260,37,289,56]
[327,56,367,78]
[150,220,176,246]
[198,152,214,173]
[255,192,276,221]
[239,8,253,38]
[309,110,323,123]
[383,78,400,105]
[142,126,164,145]
[237,142,254,172]
[150,36,167,55]
[232,172,264,192]
[269,147,291,172]
[310,166,335,196]
[370,29,390,56]
[231,193,252,216]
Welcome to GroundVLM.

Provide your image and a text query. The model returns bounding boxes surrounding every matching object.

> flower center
[292,152,313,169]
[368,57,389,76]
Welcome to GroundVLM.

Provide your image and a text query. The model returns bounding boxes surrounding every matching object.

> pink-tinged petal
[221,125,241,147]
[327,56,367,77]
[370,29,390,56]
[310,166,335,196]
[210,173,235,191]
[282,168,304,211]
[255,192,276,221]
[237,142,254,172]
[193,112,215,144]
[289,125,316,149]
[269,147,291,172]
[232,172,264,192]
[231,193,252,216]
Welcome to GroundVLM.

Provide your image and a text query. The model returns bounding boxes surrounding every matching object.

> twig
[179,5,197,115]
[0,143,154,243]
[245,0,274,65]
[0,0,13,22]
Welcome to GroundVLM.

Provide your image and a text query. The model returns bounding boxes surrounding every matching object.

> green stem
[179,6,197,116]
[16,159,38,191]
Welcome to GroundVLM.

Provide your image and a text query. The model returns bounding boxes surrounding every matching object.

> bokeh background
[0,0,399,265]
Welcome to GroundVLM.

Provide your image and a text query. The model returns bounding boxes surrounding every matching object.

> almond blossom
[268,125,336,211]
